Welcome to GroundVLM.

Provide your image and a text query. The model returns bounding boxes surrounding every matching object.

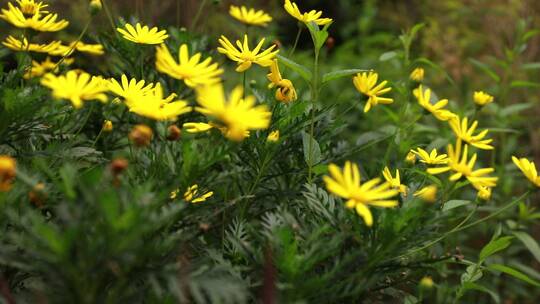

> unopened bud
[129,124,153,147]
[110,158,128,175]
[167,125,181,141]
[89,0,102,15]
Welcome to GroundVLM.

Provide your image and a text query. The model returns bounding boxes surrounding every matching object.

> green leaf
[469,58,501,83]
[302,131,321,166]
[488,264,540,287]
[322,69,368,85]
[277,54,312,82]
[462,282,500,304]
[443,200,471,212]
[461,265,483,283]
[479,236,513,261]
[306,21,332,52]
[510,80,540,88]
[379,51,397,62]
[500,103,533,116]
[520,62,540,70]
[512,231,540,263]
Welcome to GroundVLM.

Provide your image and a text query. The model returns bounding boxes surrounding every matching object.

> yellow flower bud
[477,187,492,200]
[405,151,416,164]
[89,0,102,15]
[414,185,437,203]
[473,91,494,106]
[129,124,153,147]
[267,130,280,142]
[0,155,16,192]
[102,120,113,132]
[410,67,424,82]
[419,276,434,289]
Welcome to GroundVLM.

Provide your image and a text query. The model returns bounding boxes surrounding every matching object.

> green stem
[289,26,302,57]
[307,50,320,183]
[101,0,117,32]
[54,18,93,70]
[242,70,247,99]
[190,0,207,31]
[91,129,104,147]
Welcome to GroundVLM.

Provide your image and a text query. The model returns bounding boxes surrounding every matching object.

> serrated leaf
[488,264,540,287]
[479,236,513,261]
[322,69,368,85]
[302,131,321,166]
[512,231,540,263]
[277,54,312,83]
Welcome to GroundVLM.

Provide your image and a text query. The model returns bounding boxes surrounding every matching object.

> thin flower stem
[289,26,302,57]
[190,0,207,31]
[396,191,529,260]
[101,0,117,32]
[91,129,104,147]
[242,69,248,99]
[307,49,320,183]
[54,18,93,70]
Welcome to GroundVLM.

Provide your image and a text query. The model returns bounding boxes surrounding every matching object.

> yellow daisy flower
[126,83,192,121]
[24,56,73,79]
[117,23,168,45]
[2,35,61,53]
[427,140,498,191]
[229,5,272,27]
[414,185,437,203]
[267,130,280,142]
[352,71,393,113]
[448,116,493,150]
[267,59,297,103]
[324,161,399,227]
[217,34,278,72]
[284,0,332,26]
[195,83,271,141]
[41,70,108,109]
[184,184,213,203]
[413,85,456,121]
[108,74,156,102]
[183,122,214,133]
[14,0,49,15]
[0,2,68,32]
[410,67,424,82]
[473,91,494,106]
[0,155,16,192]
[155,43,223,87]
[382,167,407,195]
[512,156,540,187]
[411,148,449,165]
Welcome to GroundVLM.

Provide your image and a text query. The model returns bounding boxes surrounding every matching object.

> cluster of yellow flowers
[3,0,539,218]
[323,40,540,226]
[1,0,104,75]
